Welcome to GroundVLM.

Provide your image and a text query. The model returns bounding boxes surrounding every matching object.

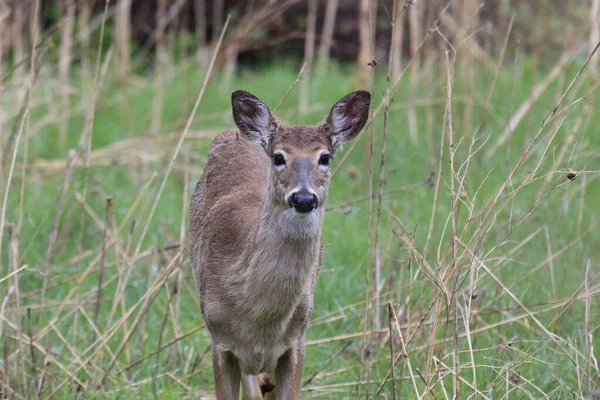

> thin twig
[303,341,353,387]
[388,303,398,400]
[93,197,113,340]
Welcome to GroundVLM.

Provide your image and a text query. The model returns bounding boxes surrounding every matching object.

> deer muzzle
[288,189,318,214]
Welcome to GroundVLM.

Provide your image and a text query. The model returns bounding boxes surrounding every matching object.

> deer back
[189,129,268,280]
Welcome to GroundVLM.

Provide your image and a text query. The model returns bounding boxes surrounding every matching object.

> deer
[189,89,370,399]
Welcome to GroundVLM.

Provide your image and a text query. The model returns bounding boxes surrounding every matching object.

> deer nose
[288,190,318,213]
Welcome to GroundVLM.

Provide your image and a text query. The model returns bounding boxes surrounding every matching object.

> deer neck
[254,196,323,264]
[235,196,322,322]
[261,197,323,238]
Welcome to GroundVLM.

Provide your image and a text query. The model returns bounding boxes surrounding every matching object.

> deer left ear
[325,90,371,151]
[232,90,277,147]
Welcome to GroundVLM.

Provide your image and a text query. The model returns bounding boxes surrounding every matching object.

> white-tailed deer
[189,89,370,399]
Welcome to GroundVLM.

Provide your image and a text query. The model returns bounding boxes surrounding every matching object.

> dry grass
[0,2,599,399]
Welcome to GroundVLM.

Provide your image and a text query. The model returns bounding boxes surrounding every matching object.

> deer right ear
[325,90,371,151]
[232,90,277,147]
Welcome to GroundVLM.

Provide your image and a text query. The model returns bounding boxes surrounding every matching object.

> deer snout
[288,189,318,213]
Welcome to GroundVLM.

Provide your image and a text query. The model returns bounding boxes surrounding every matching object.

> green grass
[1,53,599,399]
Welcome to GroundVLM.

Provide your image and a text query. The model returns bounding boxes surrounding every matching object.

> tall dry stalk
[391,4,405,80]
[373,0,406,333]
[222,46,238,91]
[115,0,133,134]
[479,15,514,134]
[100,14,231,387]
[0,111,27,312]
[11,0,27,103]
[222,0,289,89]
[0,0,40,314]
[212,0,224,44]
[8,224,27,396]
[151,0,169,133]
[357,0,376,89]
[456,0,480,141]
[218,0,304,92]
[102,21,232,376]
[78,0,92,86]
[317,0,339,76]
[299,0,318,114]
[74,0,113,351]
[41,151,78,310]
[443,48,460,399]
[116,0,131,79]
[332,5,447,178]
[195,0,207,62]
[407,0,420,143]
[357,0,379,396]
[14,19,39,379]
[387,304,397,400]
[59,0,76,148]
[0,0,8,183]
[93,197,113,338]
[484,48,578,158]
[590,0,600,73]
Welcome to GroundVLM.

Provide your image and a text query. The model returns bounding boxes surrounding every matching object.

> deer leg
[212,346,241,400]
[274,337,305,399]
[241,374,264,400]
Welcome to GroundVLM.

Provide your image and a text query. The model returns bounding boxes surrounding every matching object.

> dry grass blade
[388,303,397,399]
[584,259,592,395]
[486,41,600,158]
[46,246,186,397]
[124,324,205,371]
[0,265,29,285]
[303,341,353,387]
[372,0,404,335]
[357,0,378,396]
[442,48,460,399]
[479,15,514,132]
[389,303,420,398]
[325,183,425,212]
[92,197,113,339]
[332,1,451,179]
[1,3,598,398]
[0,109,28,276]
[41,149,78,310]
[99,11,229,385]
[124,14,230,277]
[274,62,307,113]
[459,240,576,361]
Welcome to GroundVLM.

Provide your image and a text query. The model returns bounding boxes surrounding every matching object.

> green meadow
[1,47,599,398]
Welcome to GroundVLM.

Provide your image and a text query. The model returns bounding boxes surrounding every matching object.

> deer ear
[325,90,371,151]
[232,90,277,147]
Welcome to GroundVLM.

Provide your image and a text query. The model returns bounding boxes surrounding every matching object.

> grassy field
[1,44,599,399]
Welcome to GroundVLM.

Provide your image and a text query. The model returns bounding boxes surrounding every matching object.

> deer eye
[318,154,332,167]
[273,153,286,167]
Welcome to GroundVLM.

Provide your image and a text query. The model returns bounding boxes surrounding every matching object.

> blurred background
[0,1,599,399]
[0,1,594,84]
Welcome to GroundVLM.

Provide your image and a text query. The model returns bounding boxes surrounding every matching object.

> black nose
[288,190,318,213]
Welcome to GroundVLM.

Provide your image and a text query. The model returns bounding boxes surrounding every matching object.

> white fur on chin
[277,208,322,238]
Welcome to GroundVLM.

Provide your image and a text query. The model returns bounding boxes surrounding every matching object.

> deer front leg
[273,338,305,399]
[241,374,264,400]
[212,345,241,400]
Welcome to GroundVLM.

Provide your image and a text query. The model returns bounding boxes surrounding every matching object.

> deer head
[231,90,371,233]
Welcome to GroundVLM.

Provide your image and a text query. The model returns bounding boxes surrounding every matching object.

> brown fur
[189,90,370,399]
